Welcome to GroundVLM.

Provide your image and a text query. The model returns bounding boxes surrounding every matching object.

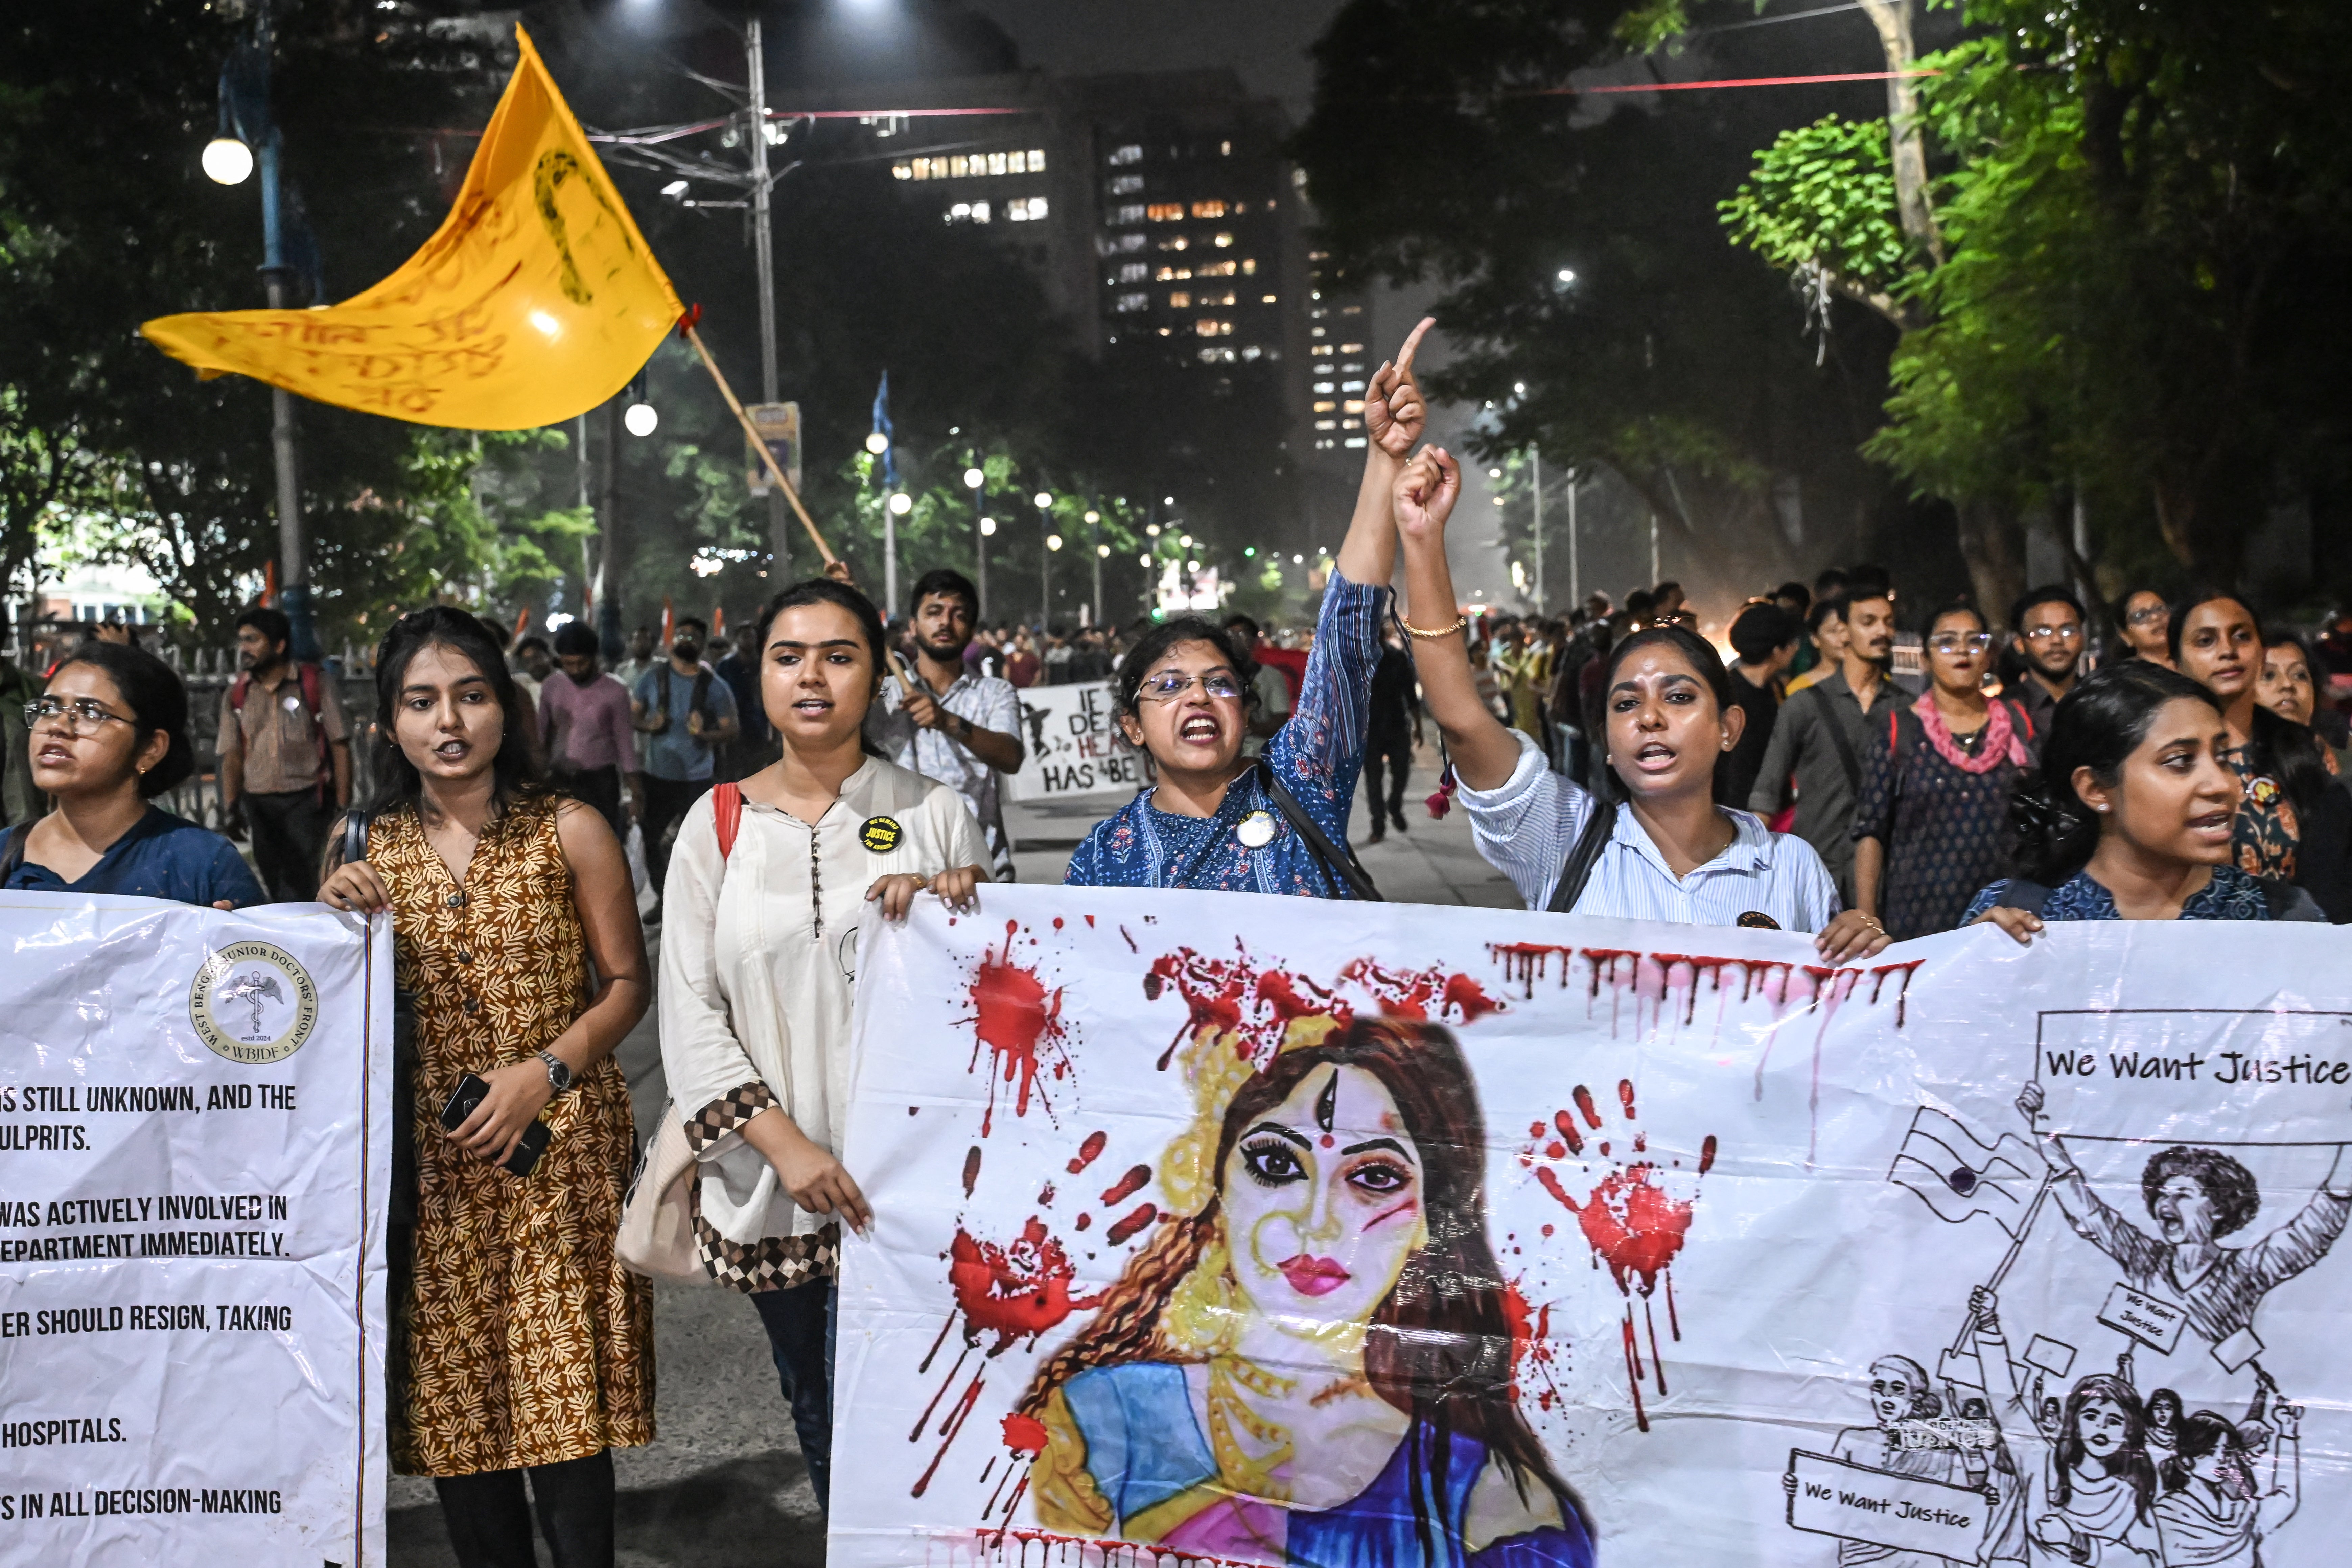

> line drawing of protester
[1966,1289,2162,1567]
[2014,1083,2351,1360]
[317,607,653,1568]
[1016,1018,1595,1567]
[1780,1353,1993,1568]
[2154,1403,2301,1568]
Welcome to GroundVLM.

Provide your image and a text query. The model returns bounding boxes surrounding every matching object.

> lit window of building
[1159,236,1190,252]
[1240,259,1256,275]
[1195,318,1232,337]
[1315,419,1337,430]
[1343,400,1365,414]
[892,162,912,180]
[1311,326,1326,338]
[1113,204,1146,225]
[1345,436,1367,449]
[1260,294,1277,304]
[1341,304,1363,316]
[1156,266,1190,281]
[1109,144,1143,165]
[1108,174,1144,195]
[1241,345,1264,361]
[1220,140,1233,156]
[1310,344,1334,357]
[1108,233,1145,253]
[1191,200,1226,219]
[1198,346,1236,364]
[1146,203,1185,222]
[1314,382,1335,394]
[947,201,992,224]
[1339,343,1365,354]
[1114,292,1149,313]
[1169,291,1191,308]
[1212,232,1234,247]
[986,152,1008,175]
[1118,262,1149,283]
[1007,196,1049,221]
[1196,260,1237,277]
[1313,400,1337,413]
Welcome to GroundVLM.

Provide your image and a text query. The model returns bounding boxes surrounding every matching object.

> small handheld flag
[1888,1106,2035,1236]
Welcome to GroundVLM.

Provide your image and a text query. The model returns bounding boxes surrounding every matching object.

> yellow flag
[141,25,683,430]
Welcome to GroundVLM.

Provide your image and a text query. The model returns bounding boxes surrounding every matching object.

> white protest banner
[0,893,389,1566]
[2034,1008,2352,1139]
[1786,1449,1989,1561]
[831,886,2350,1567]
[1005,682,1142,802]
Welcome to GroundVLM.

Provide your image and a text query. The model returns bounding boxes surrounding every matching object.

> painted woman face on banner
[1222,1064,1429,1333]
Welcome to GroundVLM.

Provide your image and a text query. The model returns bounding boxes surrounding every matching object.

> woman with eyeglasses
[2164,589,2352,919]
[2,643,264,908]
[2113,587,2173,667]
[1064,321,1438,896]
[1850,603,2039,939]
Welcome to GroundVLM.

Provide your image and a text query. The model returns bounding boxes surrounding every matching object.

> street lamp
[202,137,253,186]
[865,432,890,455]
[980,516,998,536]
[963,467,984,490]
[207,0,316,660]
[624,400,658,437]
[965,466,990,620]
[889,492,913,516]
[1034,492,1055,625]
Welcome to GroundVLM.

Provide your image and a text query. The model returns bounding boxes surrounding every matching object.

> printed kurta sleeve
[1747,695,1805,815]
[657,792,768,1119]
[1265,570,1387,840]
[1851,722,1899,843]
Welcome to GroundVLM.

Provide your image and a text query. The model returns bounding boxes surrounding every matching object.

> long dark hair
[2008,662,2222,885]
[2054,1373,2157,1522]
[2166,589,2328,810]
[1020,1017,1585,1560]
[1583,624,1738,806]
[754,577,890,757]
[2159,1411,2249,1493]
[48,643,196,797]
[1112,616,1261,723]
[357,606,544,819]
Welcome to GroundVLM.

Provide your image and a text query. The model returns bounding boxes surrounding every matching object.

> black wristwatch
[537,1049,574,1095]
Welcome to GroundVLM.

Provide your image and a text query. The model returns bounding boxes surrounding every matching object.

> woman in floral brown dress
[321,607,653,1568]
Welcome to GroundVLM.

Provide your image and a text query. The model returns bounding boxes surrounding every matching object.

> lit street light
[963,467,984,490]
[980,516,997,536]
[889,492,913,516]
[202,137,253,185]
[864,431,890,455]
[1046,533,1064,551]
[623,400,658,437]
[1033,492,1054,510]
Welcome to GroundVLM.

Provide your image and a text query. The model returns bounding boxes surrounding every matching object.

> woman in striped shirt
[1391,445,1888,960]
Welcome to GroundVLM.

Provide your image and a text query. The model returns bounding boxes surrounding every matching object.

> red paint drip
[1067,1130,1107,1174]
[1622,1311,1649,1433]
[1553,1109,1584,1156]
[948,1219,1102,1354]
[1572,1084,1603,1130]
[1085,914,1096,928]
[910,1372,985,1497]
[1488,942,1578,997]
[1145,948,1351,1070]
[1105,1202,1158,1246]
[1099,1164,1151,1207]
[962,1145,983,1198]
[1698,1134,1718,1175]
[1619,1078,1638,1120]
[1074,1213,1091,1231]
[1000,1412,1049,1456]
[1037,1183,1055,1207]
[966,930,1070,1137]
[1645,1296,1667,1395]
[1338,957,1507,1024]
[1869,959,1925,1026]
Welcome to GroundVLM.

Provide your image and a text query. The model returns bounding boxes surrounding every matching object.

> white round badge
[1236,811,1277,849]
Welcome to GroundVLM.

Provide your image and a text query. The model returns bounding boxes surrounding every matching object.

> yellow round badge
[188,941,320,1065]
[859,815,905,854]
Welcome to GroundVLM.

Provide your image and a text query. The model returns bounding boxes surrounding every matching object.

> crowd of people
[0,315,2347,1567]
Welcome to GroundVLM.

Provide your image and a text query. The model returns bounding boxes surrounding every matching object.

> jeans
[638,775,710,900]
[244,787,331,902]
[1361,733,1413,829]
[433,1449,614,1568]
[751,1280,836,1510]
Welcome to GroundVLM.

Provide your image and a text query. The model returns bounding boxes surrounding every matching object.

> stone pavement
[386,740,1514,1565]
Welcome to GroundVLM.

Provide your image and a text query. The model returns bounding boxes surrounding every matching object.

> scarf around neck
[1914,692,2027,773]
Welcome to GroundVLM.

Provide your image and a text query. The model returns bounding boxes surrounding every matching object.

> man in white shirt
[867,568,1027,878]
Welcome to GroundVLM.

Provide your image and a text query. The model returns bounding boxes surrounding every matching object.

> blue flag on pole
[870,371,899,490]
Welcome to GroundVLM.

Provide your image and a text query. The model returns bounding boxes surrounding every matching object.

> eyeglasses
[1928,633,1995,654]
[25,697,134,735]
[2021,624,2082,643]
[1136,670,1245,703]
[2126,606,2167,627]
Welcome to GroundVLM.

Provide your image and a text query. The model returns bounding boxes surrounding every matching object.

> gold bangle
[1401,615,1467,640]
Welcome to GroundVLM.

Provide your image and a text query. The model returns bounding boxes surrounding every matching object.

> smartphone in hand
[440,1072,550,1177]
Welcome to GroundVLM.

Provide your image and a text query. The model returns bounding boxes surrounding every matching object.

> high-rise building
[779,66,1365,560]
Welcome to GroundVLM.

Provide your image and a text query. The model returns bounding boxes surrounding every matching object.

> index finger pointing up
[1394,316,1436,376]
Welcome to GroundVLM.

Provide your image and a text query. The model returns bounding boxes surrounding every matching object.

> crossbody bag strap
[713,781,744,859]
[1547,797,1618,913]
[1254,758,1381,902]
[341,809,372,869]
[1810,683,1863,796]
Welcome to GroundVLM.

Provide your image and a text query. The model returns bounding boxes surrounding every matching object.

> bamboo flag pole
[680,317,911,696]
[681,323,838,568]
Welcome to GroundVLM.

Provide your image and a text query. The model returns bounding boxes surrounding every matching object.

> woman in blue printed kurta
[1065,320,1437,898]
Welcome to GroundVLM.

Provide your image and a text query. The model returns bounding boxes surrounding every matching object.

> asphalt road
[387,740,1512,1564]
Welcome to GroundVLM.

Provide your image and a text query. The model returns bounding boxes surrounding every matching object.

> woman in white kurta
[659,578,987,1509]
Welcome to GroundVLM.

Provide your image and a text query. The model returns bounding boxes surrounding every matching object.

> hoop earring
[1162,1221,1241,1358]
